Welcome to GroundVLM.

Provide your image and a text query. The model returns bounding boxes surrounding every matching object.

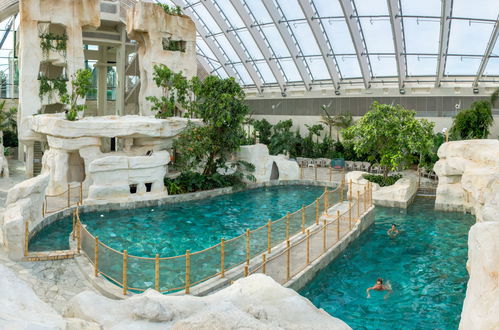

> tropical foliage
[0,102,17,155]
[39,32,67,56]
[449,100,493,140]
[155,2,183,16]
[363,173,402,187]
[61,69,93,121]
[320,106,353,141]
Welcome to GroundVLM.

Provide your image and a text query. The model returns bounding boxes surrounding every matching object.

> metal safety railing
[73,180,373,295]
[42,182,83,216]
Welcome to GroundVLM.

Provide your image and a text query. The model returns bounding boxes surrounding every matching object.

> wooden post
[246,229,250,265]
[340,184,344,201]
[94,236,99,277]
[244,264,249,277]
[72,210,76,239]
[336,210,340,241]
[306,229,310,265]
[286,213,290,241]
[349,200,352,230]
[323,220,327,252]
[220,238,225,278]
[324,188,328,212]
[300,166,303,179]
[445,130,449,142]
[80,182,83,204]
[77,220,81,254]
[315,199,319,225]
[123,250,128,295]
[301,205,305,234]
[349,179,353,201]
[24,221,29,257]
[364,186,367,212]
[329,165,332,181]
[286,239,290,281]
[155,254,160,291]
[314,165,317,180]
[42,201,45,218]
[185,250,190,294]
[67,184,71,208]
[357,191,360,219]
[267,220,272,254]
[262,253,266,274]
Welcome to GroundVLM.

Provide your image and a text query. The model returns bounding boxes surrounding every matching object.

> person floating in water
[387,224,399,237]
[366,278,392,298]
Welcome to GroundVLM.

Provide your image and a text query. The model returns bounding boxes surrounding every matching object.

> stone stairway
[33,141,43,176]
[416,186,437,198]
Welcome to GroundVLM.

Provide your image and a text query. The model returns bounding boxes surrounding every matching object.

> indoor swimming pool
[300,198,474,329]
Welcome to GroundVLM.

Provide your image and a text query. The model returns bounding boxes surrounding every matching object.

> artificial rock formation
[127,1,197,116]
[0,143,8,178]
[237,144,300,182]
[1,173,49,260]
[65,274,351,330]
[433,140,499,330]
[346,171,418,208]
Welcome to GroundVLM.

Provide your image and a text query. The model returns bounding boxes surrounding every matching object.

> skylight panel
[190,3,222,34]
[305,57,331,80]
[214,0,245,29]
[406,55,438,76]
[312,0,344,17]
[336,56,362,78]
[369,55,397,77]
[353,0,389,16]
[403,19,440,54]
[445,56,482,75]
[244,0,272,24]
[358,18,395,53]
[278,58,303,82]
[452,0,499,20]
[255,62,277,83]
[483,58,499,76]
[260,24,291,57]
[275,0,306,20]
[400,0,440,16]
[447,20,494,55]
[323,19,356,54]
[214,35,241,63]
[232,63,253,85]
[236,29,265,60]
[288,22,321,56]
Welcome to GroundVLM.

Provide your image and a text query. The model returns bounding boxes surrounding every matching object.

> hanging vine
[39,32,68,58]
[38,74,68,104]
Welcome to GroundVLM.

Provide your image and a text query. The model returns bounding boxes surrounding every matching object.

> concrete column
[97,46,107,116]
[116,26,127,116]
[24,141,34,177]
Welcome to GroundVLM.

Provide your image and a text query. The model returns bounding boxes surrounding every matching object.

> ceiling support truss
[474,14,499,87]
[387,0,406,89]
[435,0,452,87]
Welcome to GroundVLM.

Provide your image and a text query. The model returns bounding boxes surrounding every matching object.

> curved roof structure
[158,0,499,94]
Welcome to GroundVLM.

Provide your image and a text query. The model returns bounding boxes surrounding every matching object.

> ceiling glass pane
[305,57,331,80]
[214,0,245,29]
[244,0,272,24]
[483,58,499,76]
[447,20,494,55]
[445,56,482,75]
[400,0,440,16]
[255,62,277,83]
[275,0,305,20]
[312,0,343,17]
[191,3,222,34]
[369,55,397,76]
[358,18,395,53]
[336,56,362,78]
[214,35,241,63]
[196,38,219,62]
[406,55,438,76]
[232,63,253,85]
[236,29,264,60]
[260,24,291,57]
[452,0,499,20]
[354,0,389,16]
[403,18,440,54]
[288,22,321,56]
[323,19,356,54]
[278,58,303,82]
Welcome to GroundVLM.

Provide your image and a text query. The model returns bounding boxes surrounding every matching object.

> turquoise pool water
[300,198,474,330]
[30,185,324,256]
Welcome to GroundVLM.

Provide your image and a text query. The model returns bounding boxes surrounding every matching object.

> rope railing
[43,182,83,216]
[73,179,373,295]
[299,165,345,182]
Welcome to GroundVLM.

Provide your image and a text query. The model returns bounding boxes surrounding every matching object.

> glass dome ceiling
[160,0,499,93]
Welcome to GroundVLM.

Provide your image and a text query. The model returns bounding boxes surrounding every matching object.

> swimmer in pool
[366,278,392,298]
[387,224,399,237]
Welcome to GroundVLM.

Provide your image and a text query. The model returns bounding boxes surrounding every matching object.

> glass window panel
[354,0,389,16]
[483,58,499,76]
[260,24,291,57]
[445,56,482,75]
[403,18,440,54]
[214,35,240,63]
[278,58,303,82]
[191,3,222,34]
[275,0,305,20]
[400,0,440,16]
[232,63,253,85]
[255,62,277,83]
[245,0,272,24]
[447,20,494,55]
[406,55,438,76]
[336,56,362,78]
[305,57,331,80]
[288,22,321,56]
[323,19,356,54]
[452,0,499,20]
[312,0,343,17]
[214,0,245,29]
[196,38,218,61]
[369,55,397,76]
[236,29,264,60]
[358,18,395,53]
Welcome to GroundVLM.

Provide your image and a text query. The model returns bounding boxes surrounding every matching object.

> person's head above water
[377,278,383,285]
[391,224,397,229]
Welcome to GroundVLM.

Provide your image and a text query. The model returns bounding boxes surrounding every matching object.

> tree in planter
[343,102,434,179]
[145,64,191,119]
[449,100,493,140]
[61,69,92,121]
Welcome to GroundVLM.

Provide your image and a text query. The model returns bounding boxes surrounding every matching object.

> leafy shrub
[164,170,254,195]
[363,174,402,187]
[449,100,493,140]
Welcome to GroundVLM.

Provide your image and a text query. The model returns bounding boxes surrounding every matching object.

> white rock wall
[433,140,499,330]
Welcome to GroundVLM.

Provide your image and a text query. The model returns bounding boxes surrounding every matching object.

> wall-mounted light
[473,87,479,94]
[335,90,341,96]
[399,88,406,95]
[281,92,287,97]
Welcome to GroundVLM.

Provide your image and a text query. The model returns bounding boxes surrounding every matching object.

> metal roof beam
[261,0,312,90]
[474,14,499,87]
[297,0,341,90]
[435,0,452,87]
[387,0,406,89]
[338,0,371,89]
[172,0,238,82]
[200,0,263,92]
[232,0,285,92]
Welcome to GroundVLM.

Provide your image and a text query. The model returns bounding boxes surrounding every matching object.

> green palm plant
[320,106,353,141]
[0,101,17,146]
[491,87,499,107]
